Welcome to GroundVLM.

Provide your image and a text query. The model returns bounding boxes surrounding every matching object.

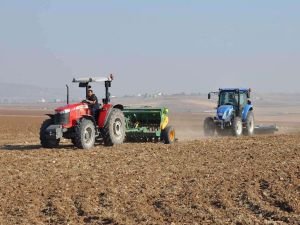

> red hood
[55,102,88,113]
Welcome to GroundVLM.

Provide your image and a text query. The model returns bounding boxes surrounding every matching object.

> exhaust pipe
[66,84,69,104]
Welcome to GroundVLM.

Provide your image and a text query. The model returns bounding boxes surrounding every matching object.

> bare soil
[0,109,299,225]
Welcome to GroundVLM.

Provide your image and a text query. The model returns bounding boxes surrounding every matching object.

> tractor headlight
[75,105,89,110]
[54,109,70,125]
[59,109,71,114]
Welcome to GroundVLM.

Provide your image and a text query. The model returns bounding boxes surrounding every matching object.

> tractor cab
[217,89,251,116]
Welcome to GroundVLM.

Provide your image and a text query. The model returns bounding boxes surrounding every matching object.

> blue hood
[217,105,234,120]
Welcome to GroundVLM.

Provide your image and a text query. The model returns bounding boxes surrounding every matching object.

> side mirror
[208,93,211,99]
[105,81,111,88]
[247,100,252,105]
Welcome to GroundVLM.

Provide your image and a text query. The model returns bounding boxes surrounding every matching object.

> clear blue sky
[1,0,299,95]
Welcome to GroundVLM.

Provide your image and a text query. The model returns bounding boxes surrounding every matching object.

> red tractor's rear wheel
[102,109,126,146]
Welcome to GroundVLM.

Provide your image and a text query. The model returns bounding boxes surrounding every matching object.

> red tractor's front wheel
[40,119,60,148]
[74,118,96,149]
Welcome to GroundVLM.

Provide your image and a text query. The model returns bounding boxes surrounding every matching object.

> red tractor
[40,75,126,149]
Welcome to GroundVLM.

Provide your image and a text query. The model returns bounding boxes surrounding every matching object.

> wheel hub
[169,130,175,141]
[248,117,254,131]
[236,121,242,134]
[84,127,92,144]
[113,120,123,138]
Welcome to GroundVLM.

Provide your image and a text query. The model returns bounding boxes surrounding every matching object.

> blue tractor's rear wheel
[244,111,255,136]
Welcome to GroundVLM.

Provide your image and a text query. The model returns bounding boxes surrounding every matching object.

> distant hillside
[1,82,300,107]
[0,83,67,103]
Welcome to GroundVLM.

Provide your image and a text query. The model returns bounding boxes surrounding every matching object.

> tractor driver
[86,89,100,119]
[228,93,238,106]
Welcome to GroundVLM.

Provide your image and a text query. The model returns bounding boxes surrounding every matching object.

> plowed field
[0,110,299,225]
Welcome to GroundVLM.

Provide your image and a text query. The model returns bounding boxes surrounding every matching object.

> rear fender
[242,105,253,122]
[98,104,124,128]
[98,104,113,128]
[113,104,124,110]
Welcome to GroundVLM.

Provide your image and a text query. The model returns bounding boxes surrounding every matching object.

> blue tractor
[204,88,254,137]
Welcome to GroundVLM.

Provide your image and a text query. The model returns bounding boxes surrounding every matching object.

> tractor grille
[54,112,70,125]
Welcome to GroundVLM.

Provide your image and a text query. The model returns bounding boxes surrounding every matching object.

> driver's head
[228,93,235,103]
[87,89,93,97]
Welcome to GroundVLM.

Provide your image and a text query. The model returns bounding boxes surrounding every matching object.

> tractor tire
[74,118,96,149]
[204,117,215,136]
[102,109,126,146]
[244,111,255,136]
[232,117,243,137]
[71,138,76,146]
[161,125,176,144]
[40,119,60,148]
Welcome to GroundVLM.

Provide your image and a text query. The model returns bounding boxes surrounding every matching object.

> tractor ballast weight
[40,75,126,149]
[123,107,176,144]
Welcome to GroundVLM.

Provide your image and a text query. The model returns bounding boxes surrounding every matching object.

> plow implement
[254,124,278,135]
